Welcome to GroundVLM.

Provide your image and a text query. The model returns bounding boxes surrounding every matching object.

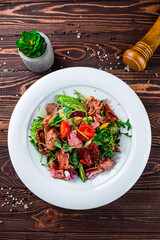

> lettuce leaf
[30,116,44,144]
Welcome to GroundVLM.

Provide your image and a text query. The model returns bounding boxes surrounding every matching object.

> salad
[29,90,131,182]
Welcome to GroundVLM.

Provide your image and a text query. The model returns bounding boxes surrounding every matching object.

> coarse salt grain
[1,38,3,41]
[116,56,120,59]
[24,204,29,209]
[124,65,130,72]
[63,57,66,60]
[4,69,8,72]
[77,33,81,38]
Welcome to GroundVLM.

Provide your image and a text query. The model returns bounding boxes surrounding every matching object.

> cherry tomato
[60,121,70,138]
[77,125,94,141]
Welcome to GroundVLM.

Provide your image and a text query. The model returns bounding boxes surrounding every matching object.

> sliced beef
[46,103,59,115]
[45,128,61,151]
[94,114,105,124]
[55,149,73,170]
[67,130,83,149]
[84,143,99,166]
[37,129,48,155]
[84,99,103,116]
[90,119,100,129]
[103,102,118,122]
[99,159,115,171]
[49,169,69,180]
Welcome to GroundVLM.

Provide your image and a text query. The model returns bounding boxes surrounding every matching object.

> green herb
[100,99,108,102]
[16,30,46,58]
[54,141,62,148]
[122,132,132,137]
[62,145,72,151]
[116,119,131,131]
[69,151,79,167]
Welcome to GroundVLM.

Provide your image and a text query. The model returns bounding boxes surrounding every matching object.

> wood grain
[0,0,160,239]
[0,189,160,233]
[0,233,160,240]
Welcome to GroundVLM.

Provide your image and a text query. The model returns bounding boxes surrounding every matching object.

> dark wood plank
[0,0,160,238]
[0,232,160,240]
[0,1,159,36]
[0,190,160,233]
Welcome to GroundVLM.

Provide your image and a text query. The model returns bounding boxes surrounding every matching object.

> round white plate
[8,67,151,210]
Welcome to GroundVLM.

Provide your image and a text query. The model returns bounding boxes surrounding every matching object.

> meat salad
[29,90,131,182]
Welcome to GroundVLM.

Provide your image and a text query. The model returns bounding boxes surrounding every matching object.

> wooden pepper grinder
[123,16,160,71]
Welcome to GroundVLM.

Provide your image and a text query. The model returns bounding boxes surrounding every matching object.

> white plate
[8,67,151,210]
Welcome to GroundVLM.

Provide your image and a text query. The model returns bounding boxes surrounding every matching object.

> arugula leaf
[100,99,108,102]
[125,119,132,131]
[116,119,131,130]
[122,132,132,137]
[54,141,62,148]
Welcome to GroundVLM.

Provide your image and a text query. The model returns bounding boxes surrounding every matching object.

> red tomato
[60,121,70,138]
[77,125,94,141]
[80,159,91,167]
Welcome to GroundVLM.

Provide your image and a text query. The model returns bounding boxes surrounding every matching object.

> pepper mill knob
[123,16,160,71]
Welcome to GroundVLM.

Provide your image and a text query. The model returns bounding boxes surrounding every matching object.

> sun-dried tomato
[103,102,118,122]
[37,129,48,155]
[84,143,99,166]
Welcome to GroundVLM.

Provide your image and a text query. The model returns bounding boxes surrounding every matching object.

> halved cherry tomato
[77,125,94,141]
[80,159,91,167]
[60,121,70,138]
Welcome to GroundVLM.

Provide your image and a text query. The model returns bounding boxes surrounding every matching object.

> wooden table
[0,1,160,239]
